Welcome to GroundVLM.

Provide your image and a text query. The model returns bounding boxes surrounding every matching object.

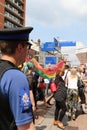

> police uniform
[0,27,34,127]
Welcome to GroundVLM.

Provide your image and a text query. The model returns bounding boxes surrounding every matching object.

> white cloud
[26,0,87,27]
[25,0,87,45]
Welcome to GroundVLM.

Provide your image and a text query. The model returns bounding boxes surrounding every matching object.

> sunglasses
[27,44,31,50]
[25,41,31,50]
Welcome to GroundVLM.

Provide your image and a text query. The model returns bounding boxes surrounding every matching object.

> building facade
[76,52,87,64]
[0,0,26,29]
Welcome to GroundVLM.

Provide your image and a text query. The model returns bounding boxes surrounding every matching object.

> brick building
[0,0,26,29]
[0,0,39,58]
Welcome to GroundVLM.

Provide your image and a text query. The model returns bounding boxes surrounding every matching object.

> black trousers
[54,100,67,121]
[78,87,86,104]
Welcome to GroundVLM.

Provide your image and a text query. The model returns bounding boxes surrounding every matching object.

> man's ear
[17,44,23,52]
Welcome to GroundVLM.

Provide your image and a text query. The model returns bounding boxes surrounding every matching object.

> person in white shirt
[77,67,87,113]
[66,68,78,120]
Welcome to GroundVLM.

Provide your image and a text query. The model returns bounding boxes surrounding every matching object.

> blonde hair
[70,68,77,77]
[77,66,83,72]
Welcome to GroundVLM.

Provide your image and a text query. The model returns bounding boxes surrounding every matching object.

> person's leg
[54,100,60,125]
[45,83,49,97]
[43,89,51,108]
[46,94,54,105]
[58,101,67,122]
[44,97,51,107]
[78,88,86,113]
[71,89,78,120]
[55,102,66,129]
[54,100,60,120]
[57,101,66,129]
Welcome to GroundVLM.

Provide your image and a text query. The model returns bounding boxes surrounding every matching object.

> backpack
[0,60,18,130]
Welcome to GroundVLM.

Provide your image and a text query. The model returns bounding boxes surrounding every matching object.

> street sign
[45,56,56,64]
[41,42,56,51]
[59,41,76,46]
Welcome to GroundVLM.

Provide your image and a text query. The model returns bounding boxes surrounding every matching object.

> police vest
[0,60,18,130]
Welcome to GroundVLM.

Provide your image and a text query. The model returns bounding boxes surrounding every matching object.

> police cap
[0,27,33,41]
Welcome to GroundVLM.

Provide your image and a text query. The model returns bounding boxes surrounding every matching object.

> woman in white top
[77,67,86,113]
[66,68,78,120]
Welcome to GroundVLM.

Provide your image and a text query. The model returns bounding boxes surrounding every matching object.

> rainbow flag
[31,58,65,80]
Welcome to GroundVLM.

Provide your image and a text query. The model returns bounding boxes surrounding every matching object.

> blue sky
[26,0,87,46]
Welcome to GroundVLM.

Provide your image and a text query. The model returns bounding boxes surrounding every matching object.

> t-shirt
[67,76,78,89]
[0,69,33,126]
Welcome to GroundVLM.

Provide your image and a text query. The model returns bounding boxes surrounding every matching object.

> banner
[31,58,65,79]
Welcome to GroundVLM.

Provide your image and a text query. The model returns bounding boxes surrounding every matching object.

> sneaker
[54,120,59,125]
[57,121,65,129]
[72,114,76,120]
[83,109,87,114]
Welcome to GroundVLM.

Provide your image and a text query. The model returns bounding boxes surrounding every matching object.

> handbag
[77,80,85,88]
[50,81,60,93]
[39,82,46,89]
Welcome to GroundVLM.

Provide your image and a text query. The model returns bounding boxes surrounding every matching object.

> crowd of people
[21,59,87,129]
[53,64,87,129]
[0,27,87,130]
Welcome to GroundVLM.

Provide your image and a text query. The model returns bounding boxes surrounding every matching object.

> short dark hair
[0,40,28,55]
[65,65,70,69]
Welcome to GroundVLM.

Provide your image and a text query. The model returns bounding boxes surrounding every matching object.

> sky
[25,0,87,46]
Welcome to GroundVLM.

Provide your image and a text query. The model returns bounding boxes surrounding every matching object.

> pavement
[34,91,87,130]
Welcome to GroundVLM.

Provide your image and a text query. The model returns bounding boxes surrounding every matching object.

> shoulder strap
[56,82,60,91]
[0,60,18,79]
[64,70,68,81]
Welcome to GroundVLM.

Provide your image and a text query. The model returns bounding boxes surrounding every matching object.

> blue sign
[45,56,56,64]
[41,41,76,51]
[41,42,56,51]
[59,41,76,46]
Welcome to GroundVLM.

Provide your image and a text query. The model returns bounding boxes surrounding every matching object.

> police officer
[0,27,36,130]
